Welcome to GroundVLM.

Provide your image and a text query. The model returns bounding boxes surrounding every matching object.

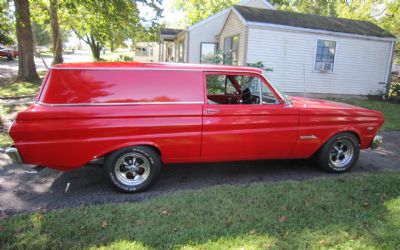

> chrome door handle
[206,108,219,114]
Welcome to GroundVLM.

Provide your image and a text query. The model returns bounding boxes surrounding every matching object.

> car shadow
[1,140,398,215]
[28,158,377,212]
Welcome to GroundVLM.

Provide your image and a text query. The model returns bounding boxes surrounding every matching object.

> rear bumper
[370,135,383,150]
[5,146,23,165]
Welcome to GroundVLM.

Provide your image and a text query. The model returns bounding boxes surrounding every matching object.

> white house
[132,42,160,62]
[159,0,396,96]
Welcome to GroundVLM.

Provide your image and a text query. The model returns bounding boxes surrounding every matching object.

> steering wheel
[241,88,252,104]
[231,90,241,104]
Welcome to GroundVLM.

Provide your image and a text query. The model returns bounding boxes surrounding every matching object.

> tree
[14,0,39,81]
[63,0,162,60]
[0,0,15,45]
[49,0,63,64]
[380,0,399,63]
[32,22,51,51]
[172,0,240,25]
[271,0,338,16]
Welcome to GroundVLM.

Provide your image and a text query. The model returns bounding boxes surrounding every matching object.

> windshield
[262,70,286,101]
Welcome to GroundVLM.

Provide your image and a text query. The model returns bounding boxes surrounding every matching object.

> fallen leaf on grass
[226,216,233,226]
[279,216,288,223]
[101,221,108,228]
[161,209,172,216]
[0,211,8,220]
[319,240,326,245]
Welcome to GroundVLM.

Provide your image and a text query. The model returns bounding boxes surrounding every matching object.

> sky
[138,0,186,28]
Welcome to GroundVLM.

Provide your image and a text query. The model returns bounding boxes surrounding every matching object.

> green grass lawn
[1,172,400,249]
[338,99,400,131]
[0,81,41,97]
[0,133,12,147]
[0,71,46,98]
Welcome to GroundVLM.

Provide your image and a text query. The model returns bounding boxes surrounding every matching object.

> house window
[314,39,336,72]
[224,35,239,65]
[178,42,184,62]
[136,47,148,57]
[200,43,217,64]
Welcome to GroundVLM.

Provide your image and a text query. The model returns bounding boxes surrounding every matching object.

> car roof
[51,62,263,74]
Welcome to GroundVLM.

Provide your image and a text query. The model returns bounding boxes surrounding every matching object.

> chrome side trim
[37,101,204,107]
[5,146,23,165]
[300,135,318,140]
[49,67,261,74]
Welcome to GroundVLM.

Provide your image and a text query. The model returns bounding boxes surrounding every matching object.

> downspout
[244,25,249,66]
[385,40,396,98]
[186,30,190,63]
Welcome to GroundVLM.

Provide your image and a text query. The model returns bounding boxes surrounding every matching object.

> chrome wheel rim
[329,139,354,169]
[114,152,151,186]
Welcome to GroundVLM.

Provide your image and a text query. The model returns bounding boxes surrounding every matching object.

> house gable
[187,0,274,31]
[219,10,247,66]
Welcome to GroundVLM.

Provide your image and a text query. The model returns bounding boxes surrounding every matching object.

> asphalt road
[1,131,399,216]
[0,50,93,84]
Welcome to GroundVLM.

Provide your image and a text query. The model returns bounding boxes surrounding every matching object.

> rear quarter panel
[10,104,203,170]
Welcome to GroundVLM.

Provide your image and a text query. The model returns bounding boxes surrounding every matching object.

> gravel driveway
[1,131,399,215]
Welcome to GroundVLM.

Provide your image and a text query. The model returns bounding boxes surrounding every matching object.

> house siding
[187,13,227,64]
[219,11,247,66]
[186,0,273,64]
[247,26,392,95]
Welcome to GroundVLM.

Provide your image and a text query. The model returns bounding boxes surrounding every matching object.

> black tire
[316,132,360,173]
[104,146,162,192]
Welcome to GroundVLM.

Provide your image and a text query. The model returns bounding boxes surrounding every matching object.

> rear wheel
[104,146,162,192]
[316,132,360,173]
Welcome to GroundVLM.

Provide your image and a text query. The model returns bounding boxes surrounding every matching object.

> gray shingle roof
[233,5,395,38]
[160,28,184,36]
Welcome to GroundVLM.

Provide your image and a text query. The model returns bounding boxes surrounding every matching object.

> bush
[117,54,134,62]
[389,80,400,103]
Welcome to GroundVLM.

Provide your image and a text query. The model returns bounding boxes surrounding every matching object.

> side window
[206,75,236,95]
[206,74,278,105]
[261,83,279,104]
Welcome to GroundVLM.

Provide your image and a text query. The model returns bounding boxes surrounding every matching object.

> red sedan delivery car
[6,62,384,192]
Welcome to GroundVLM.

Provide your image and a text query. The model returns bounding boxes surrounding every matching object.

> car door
[201,72,299,161]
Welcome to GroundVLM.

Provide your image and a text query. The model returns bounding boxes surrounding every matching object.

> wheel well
[137,144,162,156]
[343,131,361,144]
[313,130,361,157]
[98,144,162,162]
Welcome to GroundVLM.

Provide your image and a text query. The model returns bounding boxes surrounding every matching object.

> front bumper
[5,146,23,165]
[370,135,383,150]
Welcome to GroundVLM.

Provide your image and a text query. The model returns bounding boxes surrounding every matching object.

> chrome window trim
[36,101,204,107]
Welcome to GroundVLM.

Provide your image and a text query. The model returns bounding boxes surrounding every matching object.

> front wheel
[316,132,360,173]
[104,146,162,192]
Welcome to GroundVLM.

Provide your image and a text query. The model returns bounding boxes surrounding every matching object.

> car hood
[289,96,365,110]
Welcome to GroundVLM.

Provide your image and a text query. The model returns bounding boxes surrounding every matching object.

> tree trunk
[89,43,101,61]
[87,35,101,61]
[14,0,40,82]
[49,0,63,65]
